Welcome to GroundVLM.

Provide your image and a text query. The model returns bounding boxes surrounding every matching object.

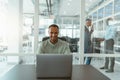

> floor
[73,57,120,80]
[91,58,120,80]
[0,63,15,78]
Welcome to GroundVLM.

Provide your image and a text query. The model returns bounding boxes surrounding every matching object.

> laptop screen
[36,54,72,79]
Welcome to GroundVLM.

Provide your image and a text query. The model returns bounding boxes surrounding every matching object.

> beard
[50,37,58,44]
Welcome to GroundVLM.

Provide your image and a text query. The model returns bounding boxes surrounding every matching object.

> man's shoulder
[58,39,69,45]
[41,39,49,46]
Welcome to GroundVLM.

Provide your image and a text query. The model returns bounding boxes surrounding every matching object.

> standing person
[99,18,117,73]
[84,18,94,65]
[38,24,71,54]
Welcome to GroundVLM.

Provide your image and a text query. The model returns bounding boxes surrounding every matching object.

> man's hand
[90,25,94,33]
[91,25,94,31]
[97,38,104,42]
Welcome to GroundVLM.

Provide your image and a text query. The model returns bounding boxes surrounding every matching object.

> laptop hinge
[37,77,71,79]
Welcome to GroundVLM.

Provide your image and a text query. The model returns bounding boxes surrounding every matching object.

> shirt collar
[48,39,59,46]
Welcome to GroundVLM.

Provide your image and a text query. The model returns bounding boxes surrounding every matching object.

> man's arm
[90,25,94,34]
[37,42,44,54]
[64,43,71,54]
[97,38,105,42]
[110,26,117,38]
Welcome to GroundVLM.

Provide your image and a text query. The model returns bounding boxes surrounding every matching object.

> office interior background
[0,0,120,80]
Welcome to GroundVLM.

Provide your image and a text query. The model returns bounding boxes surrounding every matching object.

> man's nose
[52,33,56,36]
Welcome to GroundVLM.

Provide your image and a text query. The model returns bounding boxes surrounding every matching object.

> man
[38,24,70,54]
[84,18,93,65]
[99,18,117,73]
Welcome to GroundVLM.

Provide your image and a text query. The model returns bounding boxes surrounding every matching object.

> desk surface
[0,65,110,80]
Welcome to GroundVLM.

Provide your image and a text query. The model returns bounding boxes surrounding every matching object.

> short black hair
[107,17,113,21]
[49,24,59,29]
[86,18,92,21]
[106,17,113,25]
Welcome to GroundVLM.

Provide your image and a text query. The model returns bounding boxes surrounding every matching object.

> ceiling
[58,0,80,16]
[23,0,103,18]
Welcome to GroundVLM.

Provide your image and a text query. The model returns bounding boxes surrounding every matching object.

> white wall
[7,0,19,53]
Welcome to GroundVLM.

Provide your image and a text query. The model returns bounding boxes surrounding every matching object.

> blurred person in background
[84,18,94,65]
[99,18,117,73]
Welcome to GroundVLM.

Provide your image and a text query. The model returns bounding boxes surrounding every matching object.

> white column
[79,0,85,64]
[7,0,19,63]
[18,0,23,64]
[19,0,23,53]
[34,0,39,53]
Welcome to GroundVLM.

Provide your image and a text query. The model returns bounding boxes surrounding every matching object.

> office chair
[42,36,67,42]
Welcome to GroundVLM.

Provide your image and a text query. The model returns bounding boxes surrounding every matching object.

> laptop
[36,54,72,80]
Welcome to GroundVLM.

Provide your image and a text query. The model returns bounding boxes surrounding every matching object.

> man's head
[85,18,92,27]
[48,24,59,44]
[107,17,114,25]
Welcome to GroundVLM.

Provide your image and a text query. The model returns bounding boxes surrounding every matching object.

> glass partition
[114,14,120,64]
[85,0,120,80]
[93,12,97,21]
[1,0,120,80]
[98,8,104,19]
[23,0,35,53]
[105,2,113,17]
[114,0,120,14]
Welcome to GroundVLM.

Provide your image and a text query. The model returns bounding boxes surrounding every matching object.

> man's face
[86,20,92,27]
[108,19,114,25]
[48,27,59,44]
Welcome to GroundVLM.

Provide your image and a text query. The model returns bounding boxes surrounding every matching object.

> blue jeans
[85,57,92,65]
[84,48,92,65]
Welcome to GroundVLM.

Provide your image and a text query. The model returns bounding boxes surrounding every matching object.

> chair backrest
[42,36,80,53]
[42,36,67,42]
[42,37,49,41]
[36,54,72,79]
